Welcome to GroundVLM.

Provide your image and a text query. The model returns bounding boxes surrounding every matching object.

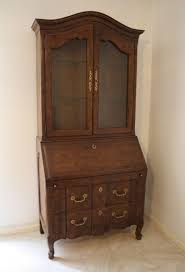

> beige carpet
[1,220,185,272]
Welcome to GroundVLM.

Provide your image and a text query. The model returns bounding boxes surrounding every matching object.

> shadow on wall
[135,36,154,219]
[144,156,155,218]
[135,37,151,151]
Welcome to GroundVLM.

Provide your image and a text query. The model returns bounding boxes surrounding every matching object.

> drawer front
[47,188,65,213]
[67,210,91,239]
[92,208,109,235]
[109,181,130,205]
[93,184,107,208]
[48,212,66,238]
[110,205,129,229]
[67,185,91,211]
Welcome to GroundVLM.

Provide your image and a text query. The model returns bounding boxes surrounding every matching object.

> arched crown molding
[32,11,144,38]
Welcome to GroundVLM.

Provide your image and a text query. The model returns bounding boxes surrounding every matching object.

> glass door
[45,25,93,136]
[93,24,135,134]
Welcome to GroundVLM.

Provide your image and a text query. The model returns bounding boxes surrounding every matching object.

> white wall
[0,0,152,231]
[146,0,185,246]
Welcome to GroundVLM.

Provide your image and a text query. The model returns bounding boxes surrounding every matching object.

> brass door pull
[112,189,128,197]
[95,69,98,92]
[89,70,92,92]
[112,210,127,219]
[71,217,87,227]
[71,193,88,203]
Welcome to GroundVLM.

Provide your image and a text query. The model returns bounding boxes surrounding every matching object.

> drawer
[109,181,130,205]
[93,184,107,208]
[110,205,129,229]
[92,208,109,235]
[67,210,91,239]
[67,185,91,211]
[47,187,65,213]
[48,212,66,238]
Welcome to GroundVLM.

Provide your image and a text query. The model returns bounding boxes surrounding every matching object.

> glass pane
[98,41,128,128]
[52,39,87,130]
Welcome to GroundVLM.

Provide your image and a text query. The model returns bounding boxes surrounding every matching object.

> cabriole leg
[39,220,44,234]
[135,221,143,240]
[48,237,55,259]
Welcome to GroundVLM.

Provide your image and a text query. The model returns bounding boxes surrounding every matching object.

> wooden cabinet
[32,11,147,260]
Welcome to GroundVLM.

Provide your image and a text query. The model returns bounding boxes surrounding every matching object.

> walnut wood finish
[41,137,146,180]
[32,11,147,260]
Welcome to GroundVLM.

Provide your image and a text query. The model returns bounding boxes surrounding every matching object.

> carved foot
[48,238,55,260]
[48,249,54,260]
[135,222,143,240]
[39,220,44,234]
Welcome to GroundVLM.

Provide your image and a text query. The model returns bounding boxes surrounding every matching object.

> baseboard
[146,214,185,254]
[0,223,39,236]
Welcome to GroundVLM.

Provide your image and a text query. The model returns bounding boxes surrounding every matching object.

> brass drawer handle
[92,144,96,149]
[112,210,127,219]
[99,186,103,193]
[71,193,88,203]
[71,217,87,227]
[112,188,128,197]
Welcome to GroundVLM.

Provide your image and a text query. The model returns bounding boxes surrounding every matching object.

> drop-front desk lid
[41,137,147,180]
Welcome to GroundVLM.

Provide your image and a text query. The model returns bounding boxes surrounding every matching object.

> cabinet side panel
[38,142,47,231]
[136,172,147,223]
[36,31,43,137]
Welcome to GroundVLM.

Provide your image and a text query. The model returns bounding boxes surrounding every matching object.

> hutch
[32,11,147,259]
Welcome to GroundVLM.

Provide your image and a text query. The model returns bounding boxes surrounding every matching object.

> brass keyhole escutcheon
[92,144,96,149]
[98,210,103,216]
